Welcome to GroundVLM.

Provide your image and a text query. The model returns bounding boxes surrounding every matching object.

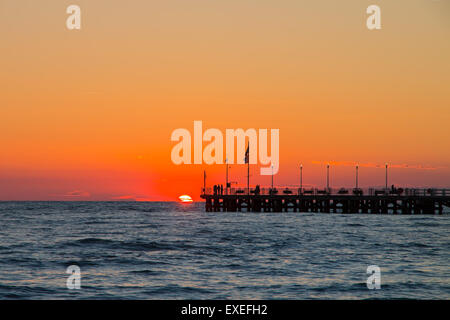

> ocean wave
[59,238,195,252]
[144,284,215,296]
[117,206,156,213]
[0,284,58,299]
[413,222,441,227]
[128,269,164,276]
[346,223,365,227]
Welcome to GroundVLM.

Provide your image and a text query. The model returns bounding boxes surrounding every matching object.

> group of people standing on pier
[213,184,224,195]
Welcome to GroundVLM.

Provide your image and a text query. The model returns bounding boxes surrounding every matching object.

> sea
[0,201,448,299]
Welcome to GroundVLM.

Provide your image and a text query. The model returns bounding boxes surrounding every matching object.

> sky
[1,0,449,201]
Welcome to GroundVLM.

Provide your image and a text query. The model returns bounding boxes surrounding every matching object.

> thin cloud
[311,161,445,170]
[63,190,90,197]
[111,195,152,201]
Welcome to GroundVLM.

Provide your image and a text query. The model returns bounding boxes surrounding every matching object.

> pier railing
[202,187,450,197]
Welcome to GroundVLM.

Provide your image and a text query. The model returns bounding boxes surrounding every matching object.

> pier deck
[200,188,450,214]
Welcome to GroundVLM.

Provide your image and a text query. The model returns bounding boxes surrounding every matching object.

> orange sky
[1,0,449,201]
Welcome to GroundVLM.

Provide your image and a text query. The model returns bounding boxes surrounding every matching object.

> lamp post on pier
[300,164,303,192]
[326,163,330,190]
[225,157,229,195]
[385,163,388,190]
[355,164,359,189]
[271,165,274,190]
[203,170,206,195]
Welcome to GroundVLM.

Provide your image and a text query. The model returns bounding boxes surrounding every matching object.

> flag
[244,144,249,164]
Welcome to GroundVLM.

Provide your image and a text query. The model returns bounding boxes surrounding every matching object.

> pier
[200,187,450,214]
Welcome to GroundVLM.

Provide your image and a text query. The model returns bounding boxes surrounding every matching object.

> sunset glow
[0,1,449,201]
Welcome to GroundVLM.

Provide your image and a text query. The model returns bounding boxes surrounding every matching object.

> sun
[178,195,193,203]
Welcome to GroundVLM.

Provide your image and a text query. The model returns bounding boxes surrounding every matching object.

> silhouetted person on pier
[213,185,217,195]
[220,184,223,195]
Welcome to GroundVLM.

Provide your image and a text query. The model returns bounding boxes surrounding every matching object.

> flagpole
[247,160,250,196]
[245,144,250,196]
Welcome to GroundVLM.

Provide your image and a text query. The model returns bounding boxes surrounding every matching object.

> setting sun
[178,195,193,203]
